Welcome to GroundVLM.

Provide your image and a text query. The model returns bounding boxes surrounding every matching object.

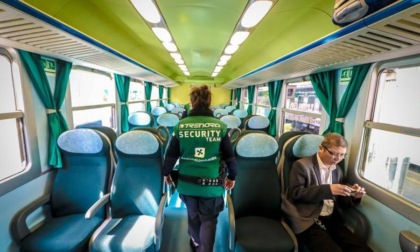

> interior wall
[169,83,231,106]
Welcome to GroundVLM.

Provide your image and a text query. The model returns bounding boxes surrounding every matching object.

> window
[240,88,248,110]
[255,85,270,117]
[128,80,145,113]
[0,53,26,181]
[281,81,322,134]
[70,68,116,128]
[150,85,159,108]
[361,66,420,206]
[162,87,168,105]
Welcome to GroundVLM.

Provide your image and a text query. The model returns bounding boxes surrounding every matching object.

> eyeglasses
[321,145,346,159]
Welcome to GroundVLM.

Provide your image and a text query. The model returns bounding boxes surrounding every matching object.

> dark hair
[190,85,211,109]
[322,133,348,149]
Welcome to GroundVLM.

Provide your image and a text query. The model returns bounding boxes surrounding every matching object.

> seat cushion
[235,216,295,252]
[91,215,156,252]
[21,214,103,252]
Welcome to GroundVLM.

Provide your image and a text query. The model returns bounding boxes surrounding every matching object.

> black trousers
[296,211,373,252]
[179,194,224,252]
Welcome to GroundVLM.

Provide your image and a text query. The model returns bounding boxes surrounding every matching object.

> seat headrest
[151,106,167,116]
[157,113,180,127]
[116,131,160,155]
[248,115,269,129]
[220,115,241,128]
[292,134,323,157]
[213,108,228,117]
[58,129,104,153]
[232,109,248,118]
[128,112,152,125]
[236,133,278,157]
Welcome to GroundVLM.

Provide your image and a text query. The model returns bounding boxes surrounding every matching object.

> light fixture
[131,0,161,24]
[217,60,227,66]
[162,42,178,52]
[241,1,273,28]
[170,53,182,60]
[220,55,232,61]
[175,58,184,64]
[230,31,249,45]
[224,44,239,55]
[179,64,188,71]
[211,73,218,77]
[152,27,172,42]
[214,66,223,72]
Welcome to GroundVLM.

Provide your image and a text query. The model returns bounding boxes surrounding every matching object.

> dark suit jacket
[281,154,359,234]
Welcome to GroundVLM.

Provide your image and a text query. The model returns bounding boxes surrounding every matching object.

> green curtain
[310,70,337,135]
[246,85,255,115]
[229,89,234,105]
[18,50,72,168]
[159,85,164,106]
[268,80,283,136]
[145,81,153,113]
[235,88,241,109]
[167,87,171,104]
[114,74,130,133]
[332,64,371,135]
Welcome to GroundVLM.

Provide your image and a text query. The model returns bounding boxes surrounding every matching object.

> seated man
[282,133,372,252]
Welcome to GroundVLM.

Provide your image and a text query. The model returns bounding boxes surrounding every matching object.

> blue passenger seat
[87,130,165,252]
[244,115,270,133]
[12,129,112,252]
[228,131,297,252]
[157,113,180,138]
[128,111,155,129]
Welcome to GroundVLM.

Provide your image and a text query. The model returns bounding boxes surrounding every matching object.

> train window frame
[68,67,117,129]
[348,57,420,225]
[255,84,270,117]
[280,80,322,134]
[240,88,249,111]
[0,48,41,196]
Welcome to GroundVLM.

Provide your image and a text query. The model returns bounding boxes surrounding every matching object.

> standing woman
[162,85,237,252]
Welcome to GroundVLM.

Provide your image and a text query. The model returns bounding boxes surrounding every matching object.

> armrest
[85,194,110,219]
[281,218,299,252]
[11,194,51,242]
[155,193,168,251]
[227,194,235,252]
[339,206,370,242]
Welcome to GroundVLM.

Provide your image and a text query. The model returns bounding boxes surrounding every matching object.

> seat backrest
[170,107,185,117]
[111,130,164,218]
[244,115,270,133]
[220,115,241,130]
[225,105,236,114]
[151,106,167,117]
[164,103,175,112]
[213,108,228,118]
[55,129,112,218]
[128,111,155,129]
[279,134,323,194]
[157,113,180,137]
[232,109,248,128]
[232,132,281,220]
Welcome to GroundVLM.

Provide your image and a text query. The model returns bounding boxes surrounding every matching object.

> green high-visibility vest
[175,116,227,197]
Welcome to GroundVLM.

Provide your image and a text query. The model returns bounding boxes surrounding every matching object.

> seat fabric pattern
[91,130,164,252]
[231,132,295,252]
[21,129,111,252]
[128,111,154,129]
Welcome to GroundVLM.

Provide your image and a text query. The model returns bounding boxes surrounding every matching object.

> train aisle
[159,192,230,252]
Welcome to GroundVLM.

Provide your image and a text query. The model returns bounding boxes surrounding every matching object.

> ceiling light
[179,64,188,71]
[175,58,184,64]
[212,73,218,77]
[220,55,232,61]
[230,31,250,45]
[162,42,178,52]
[224,44,239,54]
[241,1,273,28]
[170,53,182,60]
[184,71,190,76]
[131,0,161,24]
[217,60,227,66]
[214,66,223,72]
[152,27,172,42]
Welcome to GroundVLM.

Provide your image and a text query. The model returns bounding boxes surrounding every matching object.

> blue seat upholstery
[213,108,229,118]
[279,133,370,245]
[244,115,270,133]
[228,132,297,252]
[13,129,112,252]
[89,130,164,252]
[157,113,180,137]
[151,106,167,126]
[220,115,241,131]
[164,103,175,112]
[225,105,236,114]
[232,109,248,128]
[170,107,185,117]
[128,111,155,129]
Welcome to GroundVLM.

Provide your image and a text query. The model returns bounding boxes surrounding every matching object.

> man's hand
[224,178,235,190]
[330,184,352,196]
[350,183,366,198]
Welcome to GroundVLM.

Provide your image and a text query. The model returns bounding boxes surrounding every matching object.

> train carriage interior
[0,0,419,251]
